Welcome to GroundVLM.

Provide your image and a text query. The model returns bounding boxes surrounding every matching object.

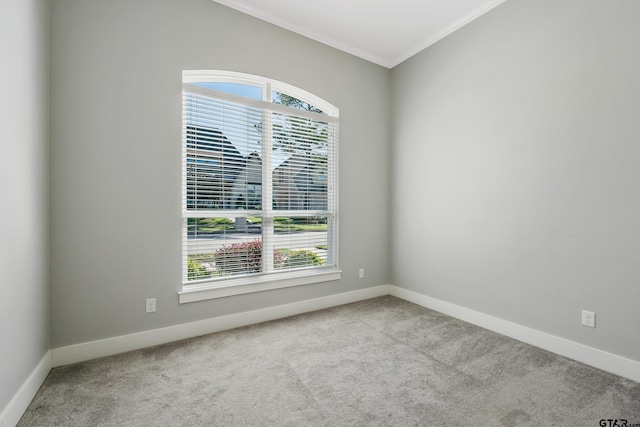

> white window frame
[179,70,340,303]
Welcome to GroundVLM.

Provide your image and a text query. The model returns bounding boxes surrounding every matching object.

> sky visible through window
[192,82,262,100]
[187,82,326,168]
[186,81,328,169]
[188,82,262,156]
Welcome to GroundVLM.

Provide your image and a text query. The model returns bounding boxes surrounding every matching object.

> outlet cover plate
[581,310,595,328]
[146,298,156,313]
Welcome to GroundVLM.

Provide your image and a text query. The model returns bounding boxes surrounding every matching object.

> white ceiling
[212,0,509,68]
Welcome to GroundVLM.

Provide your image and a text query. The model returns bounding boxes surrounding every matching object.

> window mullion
[262,83,274,273]
[327,124,338,266]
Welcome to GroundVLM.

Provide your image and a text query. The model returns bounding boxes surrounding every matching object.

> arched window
[180,71,340,302]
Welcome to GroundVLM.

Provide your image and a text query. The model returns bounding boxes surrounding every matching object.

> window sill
[179,268,342,303]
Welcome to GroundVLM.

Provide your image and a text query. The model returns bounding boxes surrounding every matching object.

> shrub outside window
[180,71,340,303]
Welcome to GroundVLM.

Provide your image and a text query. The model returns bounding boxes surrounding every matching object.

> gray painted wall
[391,0,640,361]
[0,0,50,413]
[50,0,391,347]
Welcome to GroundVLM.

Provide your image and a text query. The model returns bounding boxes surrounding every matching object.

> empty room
[2,0,639,425]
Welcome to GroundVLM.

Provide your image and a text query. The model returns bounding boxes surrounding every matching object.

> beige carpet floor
[18,296,640,426]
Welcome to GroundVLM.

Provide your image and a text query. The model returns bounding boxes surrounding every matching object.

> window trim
[179,268,341,303]
[180,70,340,303]
[183,70,339,117]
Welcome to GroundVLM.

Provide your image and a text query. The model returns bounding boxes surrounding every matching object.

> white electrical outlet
[581,310,595,328]
[359,268,365,279]
[146,298,156,313]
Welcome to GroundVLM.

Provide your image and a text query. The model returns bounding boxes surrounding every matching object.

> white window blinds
[182,75,338,286]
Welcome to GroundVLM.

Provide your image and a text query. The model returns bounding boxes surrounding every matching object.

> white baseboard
[0,350,52,427]
[389,285,640,383]
[13,283,637,427]
[52,285,390,367]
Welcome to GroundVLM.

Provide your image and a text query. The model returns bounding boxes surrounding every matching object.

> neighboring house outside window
[180,71,340,303]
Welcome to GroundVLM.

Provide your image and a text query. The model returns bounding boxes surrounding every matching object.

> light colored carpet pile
[18,296,640,426]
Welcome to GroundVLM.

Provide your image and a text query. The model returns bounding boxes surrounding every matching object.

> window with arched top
[180,71,340,302]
